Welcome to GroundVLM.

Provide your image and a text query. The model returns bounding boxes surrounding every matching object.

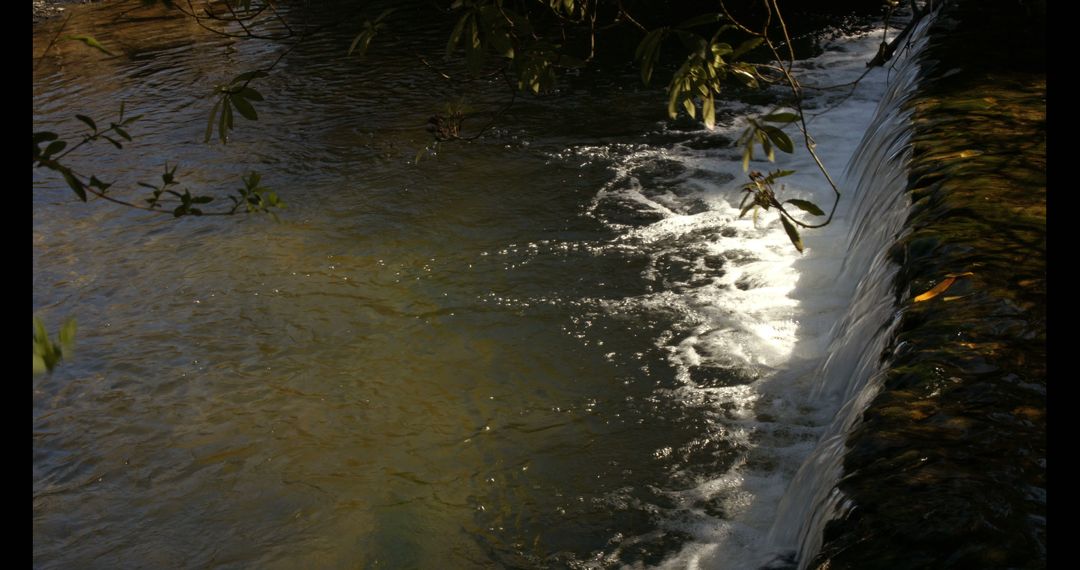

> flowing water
[33,2,921,568]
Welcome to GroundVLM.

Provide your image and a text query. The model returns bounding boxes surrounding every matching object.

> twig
[458,70,519,141]
[759,0,840,229]
[34,13,73,72]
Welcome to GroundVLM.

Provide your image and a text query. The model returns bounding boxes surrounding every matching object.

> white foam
[560,22,923,569]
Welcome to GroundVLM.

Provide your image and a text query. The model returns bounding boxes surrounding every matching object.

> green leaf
[114,126,131,141]
[762,126,794,153]
[762,112,800,123]
[780,215,804,253]
[710,42,733,58]
[761,130,774,162]
[638,34,661,84]
[739,198,755,219]
[682,97,695,118]
[102,135,123,149]
[771,169,796,178]
[65,35,115,56]
[447,13,469,57]
[667,81,682,119]
[62,170,87,202]
[785,199,825,216]
[708,24,736,44]
[219,97,229,143]
[238,87,263,102]
[732,37,764,59]
[34,132,58,144]
[466,16,483,71]
[205,97,222,143]
[43,141,67,157]
[224,100,234,130]
[702,94,715,128]
[89,176,112,192]
[33,315,46,343]
[58,319,76,353]
[635,28,664,61]
[217,98,234,143]
[191,196,214,204]
[348,30,373,57]
[741,141,752,171]
[231,94,258,120]
[33,315,62,374]
[75,114,97,132]
[489,31,515,59]
[731,64,758,88]
[33,317,48,348]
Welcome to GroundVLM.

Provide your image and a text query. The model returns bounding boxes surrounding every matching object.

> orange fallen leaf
[914,272,974,302]
[914,277,956,302]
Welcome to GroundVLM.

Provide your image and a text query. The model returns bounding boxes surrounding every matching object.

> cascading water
[562,12,940,570]
[762,13,937,570]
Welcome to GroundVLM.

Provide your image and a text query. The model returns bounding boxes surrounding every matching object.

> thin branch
[459,69,519,141]
[616,0,647,33]
[35,158,237,216]
[34,13,73,71]
[719,1,761,37]
[867,3,927,68]
[757,0,841,229]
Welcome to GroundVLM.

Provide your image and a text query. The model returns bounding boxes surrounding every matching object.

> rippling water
[34,2,907,567]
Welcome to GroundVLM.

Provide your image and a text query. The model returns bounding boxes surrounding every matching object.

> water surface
[33,3,902,567]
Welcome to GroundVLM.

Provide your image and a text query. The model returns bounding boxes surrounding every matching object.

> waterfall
[763,13,936,569]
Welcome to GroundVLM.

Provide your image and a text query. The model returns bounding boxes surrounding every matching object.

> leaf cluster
[636,15,766,129]
[33,317,75,374]
[737,111,797,171]
[34,103,141,203]
[35,107,283,219]
[205,70,267,144]
[738,168,825,252]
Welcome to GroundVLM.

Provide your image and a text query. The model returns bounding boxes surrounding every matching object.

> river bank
[33,0,99,24]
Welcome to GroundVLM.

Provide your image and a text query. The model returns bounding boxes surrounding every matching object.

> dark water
[33,2,904,568]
